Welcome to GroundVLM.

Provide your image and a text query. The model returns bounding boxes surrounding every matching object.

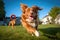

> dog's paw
[34,30,39,37]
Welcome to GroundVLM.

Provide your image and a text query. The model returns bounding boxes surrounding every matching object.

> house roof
[42,15,50,19]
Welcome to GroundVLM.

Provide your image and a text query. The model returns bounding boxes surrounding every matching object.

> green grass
[0,24,60,40]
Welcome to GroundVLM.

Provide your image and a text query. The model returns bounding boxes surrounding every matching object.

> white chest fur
[26,19,36,27]
[28,22,36,27]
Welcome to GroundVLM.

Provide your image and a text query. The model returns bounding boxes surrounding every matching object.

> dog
[9,19,16,29]
[20,4,42,37]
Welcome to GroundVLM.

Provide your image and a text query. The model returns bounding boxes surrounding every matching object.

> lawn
[0,24,60,40]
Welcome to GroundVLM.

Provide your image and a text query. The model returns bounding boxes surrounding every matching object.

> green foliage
[49,6,60,23]
[49,6,60,19]
[0,0,6,21]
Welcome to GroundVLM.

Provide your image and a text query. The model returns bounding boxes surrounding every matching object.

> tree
[49,6,60,23]
[0,0,6,21]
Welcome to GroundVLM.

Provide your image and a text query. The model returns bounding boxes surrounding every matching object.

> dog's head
[21,4,42,21]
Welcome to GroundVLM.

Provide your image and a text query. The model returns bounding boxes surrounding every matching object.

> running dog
[20,4,42,37]
[9,19,16,29]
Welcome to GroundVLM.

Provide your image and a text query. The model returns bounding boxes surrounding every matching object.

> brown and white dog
[9,19,16,29]
[20,4,42,37]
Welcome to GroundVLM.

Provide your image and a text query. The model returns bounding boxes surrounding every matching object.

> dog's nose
[30,11,33,14]
[31,13,33,14]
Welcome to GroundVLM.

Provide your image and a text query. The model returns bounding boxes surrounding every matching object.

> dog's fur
[20,4,42,37]
[9,19,16,29]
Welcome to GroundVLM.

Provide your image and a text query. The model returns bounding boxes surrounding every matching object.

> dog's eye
[23,12,25,13]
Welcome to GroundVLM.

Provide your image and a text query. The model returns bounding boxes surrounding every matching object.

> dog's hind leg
[12,23,14,29]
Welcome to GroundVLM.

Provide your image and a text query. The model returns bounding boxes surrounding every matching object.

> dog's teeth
[29,17,33,20]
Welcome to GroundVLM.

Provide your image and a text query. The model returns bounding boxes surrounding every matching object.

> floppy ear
[32,6,42,10]
[20,4,28,13]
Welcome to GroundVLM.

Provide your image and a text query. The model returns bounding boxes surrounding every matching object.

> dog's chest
[28,22,36,27]
[26,19,37,27]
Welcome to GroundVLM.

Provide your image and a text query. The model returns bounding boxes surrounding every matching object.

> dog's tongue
[29,16,34,20]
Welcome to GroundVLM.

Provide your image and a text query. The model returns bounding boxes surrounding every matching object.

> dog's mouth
[29,16,34,20]
[26,16,35,22]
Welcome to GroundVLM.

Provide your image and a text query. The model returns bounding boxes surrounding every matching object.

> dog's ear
[20,4,28,13]
[32,6,42,10]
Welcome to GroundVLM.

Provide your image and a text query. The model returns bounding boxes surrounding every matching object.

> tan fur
[9,19,16,29]
[20,4,42,37]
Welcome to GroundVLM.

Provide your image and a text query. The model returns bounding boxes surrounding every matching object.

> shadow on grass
[39,27,60,40]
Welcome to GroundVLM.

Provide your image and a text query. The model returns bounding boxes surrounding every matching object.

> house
[0,18,7,26]
[5,17,10,25]
[41,15,52,24]
[15,17,21,25]
[0,17,21,26]
[0,21,5,25]
[55,14,60,24]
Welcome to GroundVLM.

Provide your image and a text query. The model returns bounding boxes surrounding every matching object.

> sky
[3,0,60,19]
